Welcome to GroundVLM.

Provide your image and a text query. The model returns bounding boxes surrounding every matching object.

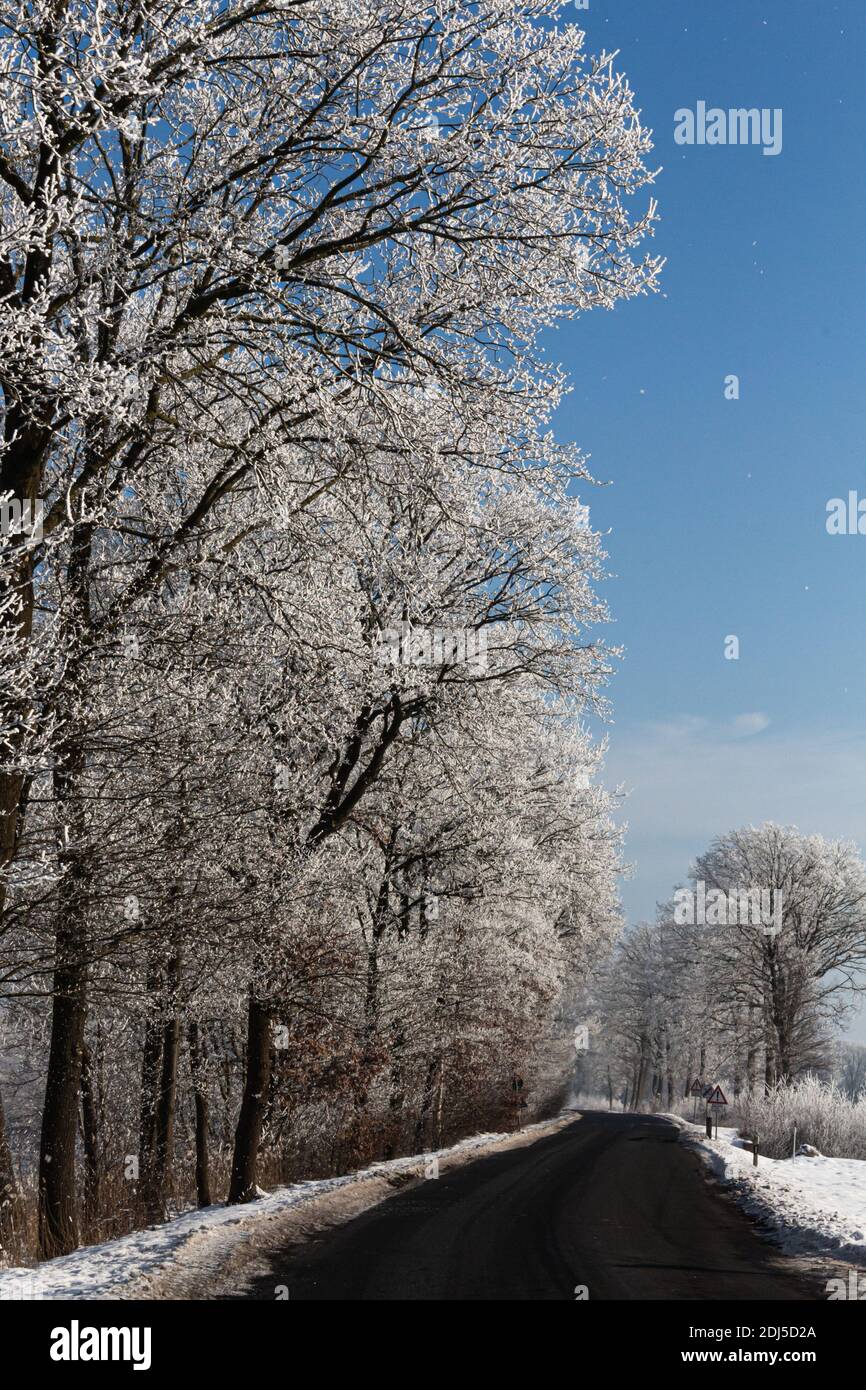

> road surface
[241,1112,821,1301]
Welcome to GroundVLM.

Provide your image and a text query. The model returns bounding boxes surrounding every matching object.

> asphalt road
[242,1112,821,1301]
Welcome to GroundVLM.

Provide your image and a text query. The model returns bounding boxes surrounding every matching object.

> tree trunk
[37,522,94,1259]
[80,1040,100,1232]
[664,1032,674,1109]
[138,958,164,1219]
[228,984,273,1203]
[0,1082,20,1255]
[746,1004,759,1091]
[414,1053,441,1149]
[38,942,88,1257]
[150,951,182,1221]
[627,1065,637,1111]
[188,1023,212,1208]
[434,1058,446,1146]
[383,1018,406,1160]
[633,1034,650,1111]
[38,828,90,1258]
[139,951,182,1223]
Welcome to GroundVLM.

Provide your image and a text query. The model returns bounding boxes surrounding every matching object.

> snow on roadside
[0,1114,574,1301]
[668,1116,866,1267]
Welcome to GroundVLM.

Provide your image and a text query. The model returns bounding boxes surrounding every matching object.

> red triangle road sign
[706,1084,729,1106]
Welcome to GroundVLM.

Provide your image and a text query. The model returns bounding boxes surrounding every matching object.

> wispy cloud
[644,711,770,743]
[730,711,771,737]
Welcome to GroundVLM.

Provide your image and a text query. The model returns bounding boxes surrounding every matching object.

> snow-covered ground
[6,1110,862,1301]
[0,1114,573,1301]
[671,1117,866,1268]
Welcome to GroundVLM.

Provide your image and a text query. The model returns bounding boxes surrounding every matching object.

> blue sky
[549,1,866,1040]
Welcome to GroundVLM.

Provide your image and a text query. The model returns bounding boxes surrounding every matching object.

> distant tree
[693,825,866,1084]
[837,1042,866,1101]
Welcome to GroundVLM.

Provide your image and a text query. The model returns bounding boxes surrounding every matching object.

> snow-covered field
[672,1118,866,1269]
[0,1115,573,1301]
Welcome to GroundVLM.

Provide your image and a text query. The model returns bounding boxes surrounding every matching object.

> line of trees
[584,824,866,1109]
[0,1,659,1260]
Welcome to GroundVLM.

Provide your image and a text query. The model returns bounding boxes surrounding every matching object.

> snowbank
[0,1114,574,1301]
[671,1118,866,1267]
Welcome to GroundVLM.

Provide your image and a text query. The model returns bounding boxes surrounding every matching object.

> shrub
[733,1077,866,1160]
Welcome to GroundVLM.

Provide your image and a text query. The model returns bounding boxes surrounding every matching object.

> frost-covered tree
[0,0,658,1257]
[591,825,866,1113]
[836,1043,866,1102]
[692,825,866,1084]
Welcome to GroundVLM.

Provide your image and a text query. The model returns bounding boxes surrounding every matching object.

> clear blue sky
[550,1,866,1040]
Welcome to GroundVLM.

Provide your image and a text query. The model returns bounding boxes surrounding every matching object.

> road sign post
[706,1084,729,1140]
